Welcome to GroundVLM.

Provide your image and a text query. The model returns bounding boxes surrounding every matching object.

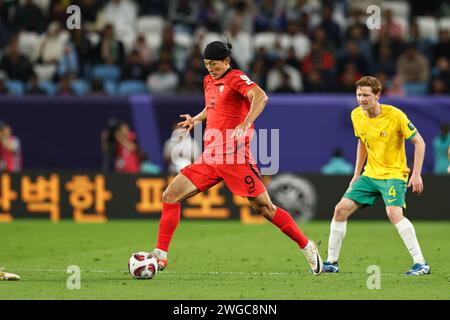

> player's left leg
[386,206,430,275]
[247,192,323,275]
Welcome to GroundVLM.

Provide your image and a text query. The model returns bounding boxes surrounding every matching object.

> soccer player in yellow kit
[323,76,430,276]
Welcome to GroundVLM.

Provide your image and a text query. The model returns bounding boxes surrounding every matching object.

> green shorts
[343,175,407,209]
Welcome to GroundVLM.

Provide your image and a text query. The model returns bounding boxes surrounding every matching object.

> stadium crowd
[0,0,450,96]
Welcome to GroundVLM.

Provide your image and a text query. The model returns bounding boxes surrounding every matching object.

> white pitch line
[6,268,402,276]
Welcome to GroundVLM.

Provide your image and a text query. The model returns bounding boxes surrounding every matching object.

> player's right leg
[151,173,201,271]
[323,198,361,273]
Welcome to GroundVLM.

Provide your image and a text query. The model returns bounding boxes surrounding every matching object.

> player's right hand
[178,114,195,135]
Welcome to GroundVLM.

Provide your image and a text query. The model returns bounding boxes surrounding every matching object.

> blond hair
[355,76,382,94]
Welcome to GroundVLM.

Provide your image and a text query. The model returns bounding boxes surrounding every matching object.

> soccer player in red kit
[149,40,323,275]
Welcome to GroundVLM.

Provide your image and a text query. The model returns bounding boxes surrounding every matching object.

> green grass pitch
[0,220,449,300]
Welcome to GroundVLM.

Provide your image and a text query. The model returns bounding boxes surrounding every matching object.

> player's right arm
[350,139,368,185]
[178,107,208,134]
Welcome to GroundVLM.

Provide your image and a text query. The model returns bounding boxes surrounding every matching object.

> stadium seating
[92,64,121,83]
[38,80,58,95]
[403,82,427,95]
[71,79,91,96]
[103,80,118,96]
[118,80,148,96]
[5,80,25,95]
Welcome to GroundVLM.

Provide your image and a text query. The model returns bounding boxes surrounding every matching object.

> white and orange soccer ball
[128,252,158,280]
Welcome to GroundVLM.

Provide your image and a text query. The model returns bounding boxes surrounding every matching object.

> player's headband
[203,41,232,60]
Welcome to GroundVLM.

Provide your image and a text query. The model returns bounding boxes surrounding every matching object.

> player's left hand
[407,174,423,195]
[231,122,251,140]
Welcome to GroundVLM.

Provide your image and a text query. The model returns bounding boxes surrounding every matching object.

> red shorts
[181,162,266,197]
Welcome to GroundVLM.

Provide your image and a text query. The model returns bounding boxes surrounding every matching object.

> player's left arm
[408,132,426,195]
[231,85,268,140]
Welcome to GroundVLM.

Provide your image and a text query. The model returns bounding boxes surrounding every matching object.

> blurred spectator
[385,75,405,97]
[168,0,200,33]
[103,0,138,44]
[135,0,168,16]
[346,24,372,62]
[372,42,396,77]
[222,0,255,34]
[301,42,335,77]
[409,21,433,60]
[376,9,404,42]
[147,59,179,95]
[433,123,450,175]
[14,0,45,33]
[279,22,311,61]
[249,56,268,90]
[27,73,46,95]
[178,68,203,95]
[100,117,120,173]
[396,45,429,84]
[337,63,361,93]
[57,42,79,79]
[198,0,223,32]
[429,57,450,94]
[226,21,252,73]
[321,149,353,175]
[0,121,22,172]
[0,75,8,94]
[36,21,66,80]
[131,35,153,67]
[318,3,341,47]
[48,0,69,26]
[70,29,94,77]
[273,70,296,93]
[74,0,101,27]
[253,0,285,32]
[121,50,148,81]
[304,68,329,92]
[158,24,187,72]
[57,75,74,96]
[96,24,125,65]
[115,121,141,174]
[163,124,201,174]
[432,29,450,63]
[337,40,369,76]
[0,37,33,82]
[266,58,303,92]
[89,78,106,96]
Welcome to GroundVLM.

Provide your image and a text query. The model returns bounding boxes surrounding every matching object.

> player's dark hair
[355,76,382,94]
[203,35,232,61]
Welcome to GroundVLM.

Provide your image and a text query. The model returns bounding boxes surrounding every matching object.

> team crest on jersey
[219,85,224,93]
[408,122,415,130]
[380,130,388,137]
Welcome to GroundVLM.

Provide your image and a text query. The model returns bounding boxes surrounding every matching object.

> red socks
[156,202,181,252]
[156,204,308,251]
[271,207,309,249]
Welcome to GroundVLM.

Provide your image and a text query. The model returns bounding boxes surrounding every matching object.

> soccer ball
[128,251,158,280]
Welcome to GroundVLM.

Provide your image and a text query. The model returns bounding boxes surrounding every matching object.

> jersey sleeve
[398,111,418,140]
[228,71,257,97]
[350,110,360,138]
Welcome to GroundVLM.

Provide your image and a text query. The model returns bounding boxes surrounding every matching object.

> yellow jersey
[351,104,417,181]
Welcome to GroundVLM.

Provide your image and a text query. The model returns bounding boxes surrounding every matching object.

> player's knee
[386,207,404,224]
[334,203,350,221]
[162,189,179,204]
[259,205,275,219]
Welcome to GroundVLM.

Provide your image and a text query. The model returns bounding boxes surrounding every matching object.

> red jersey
[0,136,22,172]
[115,132,141,173]
[202,68,257,163]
